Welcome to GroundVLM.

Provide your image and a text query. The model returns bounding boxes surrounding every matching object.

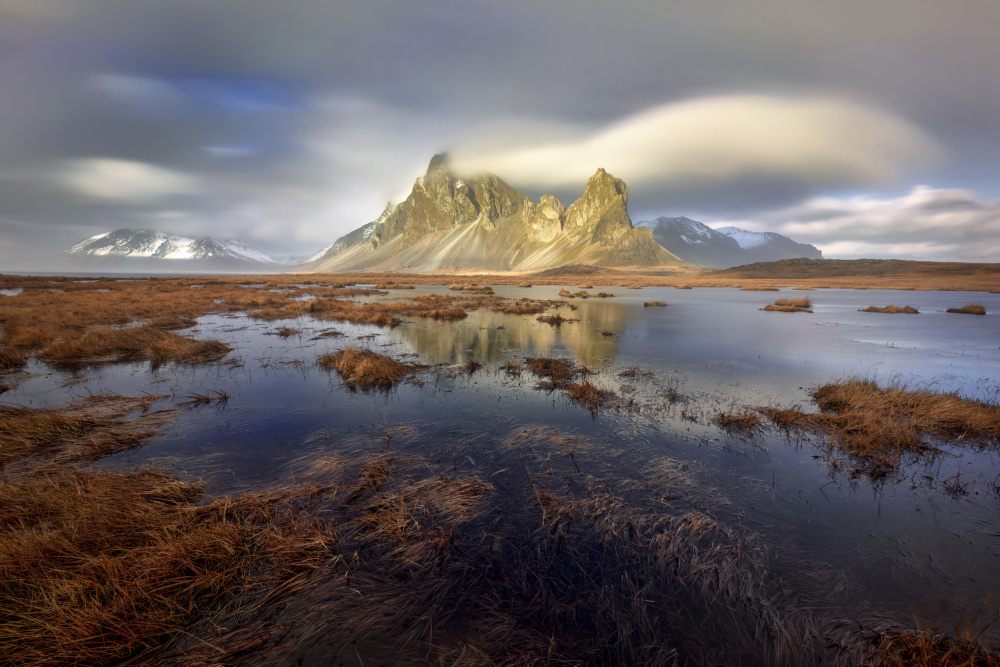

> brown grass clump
[601,330,616,337]
[675,284,693,289]
[856,624,1000,666]
[518,283,532,287]
[500,360,522,376]
[558,287,576,298]
[40,326,231,366]
[761,379,1000,478]
[763,297,813,312]
[714,410,765,432]
[577,284,594,289]
[536,312,575,325]
[644,300,667,307]
[741,286,779,291]
[318,346,417,390]
[595,291,615,298]
[0,468,335,667]
[946,304,986,315]
[564,380,615,412]
[0,348,28,371]
[374,283,415,289]
[526,356,578,387]
[0,394,172,466]
[860,305,919,314]
[448,284,465,290]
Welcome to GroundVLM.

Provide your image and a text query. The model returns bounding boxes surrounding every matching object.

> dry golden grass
[761,379,1000,478]
[526,356,578,386]
[858,625,1000,666]
[644,300,667,307]
[763,297,813,312]
[714,410,765,432]
[318,346,417,390]
[564,379,615,411]
[0,468,335,667]
[947,304,987,315]
[0,394,170,466]
[860,305,919,314]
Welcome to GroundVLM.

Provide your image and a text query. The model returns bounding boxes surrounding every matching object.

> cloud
[711,186,1000,261]
[452,95,941,195]
[56,159,200,202]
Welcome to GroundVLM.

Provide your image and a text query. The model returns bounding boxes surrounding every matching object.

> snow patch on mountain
[714,226,769,249]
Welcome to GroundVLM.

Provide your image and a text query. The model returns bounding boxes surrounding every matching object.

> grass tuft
[644,301,667,307]
[946,304,986,315]
[318,346,416,390]
[859,305,919,314]
[763,298,812,313]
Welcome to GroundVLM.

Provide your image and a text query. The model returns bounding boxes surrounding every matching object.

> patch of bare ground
[759,379,1000,479]
[317,346,420,391]
[644,300,667,307]
[860,305,919,314]
[763,298,813,313]
[947,304,986,315]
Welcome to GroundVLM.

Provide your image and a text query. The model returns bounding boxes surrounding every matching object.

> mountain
[635,217,822,268]
[305,155,687,273]
[0,229,291,273]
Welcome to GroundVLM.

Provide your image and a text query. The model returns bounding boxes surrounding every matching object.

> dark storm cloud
[0,0,998,259]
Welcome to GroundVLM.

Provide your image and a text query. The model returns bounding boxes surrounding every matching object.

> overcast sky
[1,0,998,261]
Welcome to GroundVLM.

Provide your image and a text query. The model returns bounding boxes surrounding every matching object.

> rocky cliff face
[307,155,686,273]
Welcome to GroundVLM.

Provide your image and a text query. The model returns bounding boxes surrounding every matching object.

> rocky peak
[564,168,632,244]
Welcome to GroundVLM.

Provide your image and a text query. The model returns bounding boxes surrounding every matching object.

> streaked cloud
[452,95,941,194]
[711,186,1000,261]
[57,159,200,202]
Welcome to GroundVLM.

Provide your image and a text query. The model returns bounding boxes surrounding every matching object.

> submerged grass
[761,378,1000,478]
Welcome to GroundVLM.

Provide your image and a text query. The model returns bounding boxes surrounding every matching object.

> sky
[0,0,998,262]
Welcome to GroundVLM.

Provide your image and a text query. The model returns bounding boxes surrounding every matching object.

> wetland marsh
[1,274,999,665]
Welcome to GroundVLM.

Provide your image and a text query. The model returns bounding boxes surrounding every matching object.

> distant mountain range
[2,229,294,272]
[1,155,822,273]
[634,217,822,268]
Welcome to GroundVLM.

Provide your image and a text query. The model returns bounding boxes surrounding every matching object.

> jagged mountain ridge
[635,217,822,268]
[306,155,686,273]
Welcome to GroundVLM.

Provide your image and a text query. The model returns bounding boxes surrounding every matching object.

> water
[4,284,999,655]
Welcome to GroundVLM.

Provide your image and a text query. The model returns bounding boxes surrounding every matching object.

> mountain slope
[305,156,686,273]
[636,217,822,268]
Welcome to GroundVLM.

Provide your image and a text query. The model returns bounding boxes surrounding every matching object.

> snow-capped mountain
[635,217,822,268]
[68,229,281,263]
